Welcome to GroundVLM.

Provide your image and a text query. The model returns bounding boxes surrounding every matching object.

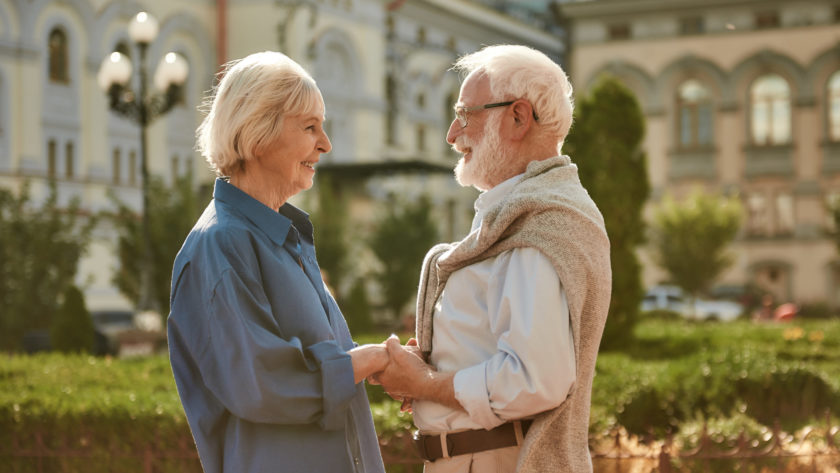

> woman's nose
[319,130,332,153]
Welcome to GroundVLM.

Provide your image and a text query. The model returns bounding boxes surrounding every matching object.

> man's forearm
[417,370,461,410]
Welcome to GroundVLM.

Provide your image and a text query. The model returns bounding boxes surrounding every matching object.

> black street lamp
[97,12,189,317]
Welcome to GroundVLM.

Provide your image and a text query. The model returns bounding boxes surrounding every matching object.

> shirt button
[354,458,360,465]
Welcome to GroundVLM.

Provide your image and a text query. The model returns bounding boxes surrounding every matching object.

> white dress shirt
[413,174,577,433]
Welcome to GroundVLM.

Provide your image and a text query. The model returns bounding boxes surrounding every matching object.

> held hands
[367,335,430,411]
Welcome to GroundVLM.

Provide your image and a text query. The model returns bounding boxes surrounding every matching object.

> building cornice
[419,0,563,53]
[558,0,795,19]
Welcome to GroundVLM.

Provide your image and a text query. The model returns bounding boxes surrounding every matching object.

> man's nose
[445,119,460,144]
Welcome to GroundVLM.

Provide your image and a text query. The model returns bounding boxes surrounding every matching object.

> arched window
[48,28,69,83]
[676,79,713,148]
[829,70,840,142]
[750,74,791,145]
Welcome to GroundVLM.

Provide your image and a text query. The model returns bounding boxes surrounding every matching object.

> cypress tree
[51,285,95,353]
[563,77,650,350]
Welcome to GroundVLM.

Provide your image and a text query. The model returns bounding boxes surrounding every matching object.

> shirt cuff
[307,340,356,430]
[453,363,504,430]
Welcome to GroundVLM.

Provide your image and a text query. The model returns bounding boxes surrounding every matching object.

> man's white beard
[454,114,511,191]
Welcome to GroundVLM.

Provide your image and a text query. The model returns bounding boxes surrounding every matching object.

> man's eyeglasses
[453,100,539,128]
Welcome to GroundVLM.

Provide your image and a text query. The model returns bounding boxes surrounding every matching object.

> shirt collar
[471,173,523,232]
[213,178,314,246]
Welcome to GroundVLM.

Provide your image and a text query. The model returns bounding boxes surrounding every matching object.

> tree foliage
[369,195,439,320]
[342,278,374,333]
[563,76,650,350]
[0,181,95,351]
[50,285,95,353]
[651,190,742,299]
[110,174,210,317]
[310,175,350,294]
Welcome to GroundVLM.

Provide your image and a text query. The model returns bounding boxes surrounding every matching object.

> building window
[47,139,57,178]
[679,17,704,35]
[446,36,456,51]
[776,192,795,235]
[755,11,780,29]
[417,125,426,152]
[829,71,840,141]
[128,151,137,185]
[112,149,121,184]
[608,23,630,41]
[677,80,713,148]
[445,91,457,123]
[65,142,74,178]
[385,74,397,145]
[750,74,791,146]
[747,192,770,236]
[48,28,69,83]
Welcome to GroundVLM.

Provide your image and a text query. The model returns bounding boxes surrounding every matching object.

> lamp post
[97,12,189,317]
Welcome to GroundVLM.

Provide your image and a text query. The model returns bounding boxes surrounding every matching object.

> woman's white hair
[196,51,322,176]
[452,45,574,149]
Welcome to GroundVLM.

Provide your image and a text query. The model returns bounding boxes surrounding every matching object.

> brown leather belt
[413,420,533,462]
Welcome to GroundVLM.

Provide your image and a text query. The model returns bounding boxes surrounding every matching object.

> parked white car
[641,285,744,321]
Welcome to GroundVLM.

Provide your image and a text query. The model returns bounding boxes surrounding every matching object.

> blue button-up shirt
[168,178,385,473]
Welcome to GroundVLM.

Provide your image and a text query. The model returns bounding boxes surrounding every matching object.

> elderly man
[375,45,612,473]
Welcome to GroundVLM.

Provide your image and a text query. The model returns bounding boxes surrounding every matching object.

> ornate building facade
[0,0,561,311]
[560,0,840,307]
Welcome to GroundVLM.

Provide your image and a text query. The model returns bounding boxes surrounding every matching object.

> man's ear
[509,100,534,140]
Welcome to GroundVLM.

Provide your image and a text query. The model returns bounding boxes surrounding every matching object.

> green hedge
[2,319,839,471]
[593,317,840,437]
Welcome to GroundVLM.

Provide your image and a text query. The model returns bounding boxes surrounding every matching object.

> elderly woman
[168,51,387,473]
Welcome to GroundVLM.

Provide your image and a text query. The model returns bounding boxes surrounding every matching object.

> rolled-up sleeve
[452,248,576,430]
[182,266,356,430]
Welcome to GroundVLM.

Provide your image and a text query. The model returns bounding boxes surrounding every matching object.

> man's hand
[375,335,461,410]
[374,335,428,399]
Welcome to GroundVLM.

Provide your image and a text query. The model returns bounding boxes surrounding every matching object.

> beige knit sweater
[415,155,612,472]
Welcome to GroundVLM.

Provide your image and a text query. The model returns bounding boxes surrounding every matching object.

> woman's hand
[349,343,390,384]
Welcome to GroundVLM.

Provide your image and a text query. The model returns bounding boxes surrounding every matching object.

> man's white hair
[196,51,322,177]
[452,44,574,150]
